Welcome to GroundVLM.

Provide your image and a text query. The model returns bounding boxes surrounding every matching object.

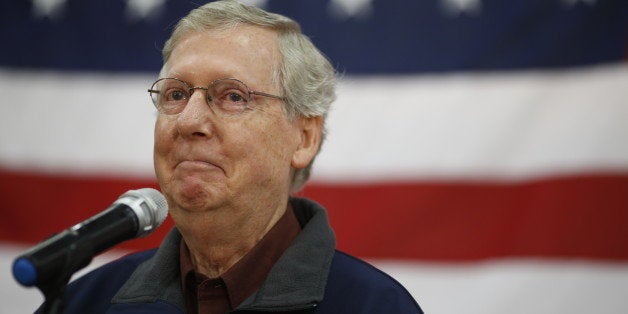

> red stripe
[1,167,627,261]
[0,168,172,252]
[302,175,628,261]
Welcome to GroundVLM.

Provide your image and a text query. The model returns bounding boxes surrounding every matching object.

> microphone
[12,188,168,288]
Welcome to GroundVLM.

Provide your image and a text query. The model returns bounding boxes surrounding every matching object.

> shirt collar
[179,203,301,310]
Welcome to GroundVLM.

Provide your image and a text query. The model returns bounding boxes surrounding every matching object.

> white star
[125,0,166,22]
[440,0,482,17]
[328,0,373,20]
[31,0,67,19]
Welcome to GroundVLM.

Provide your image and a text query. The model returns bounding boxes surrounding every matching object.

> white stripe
[0,70,157,178]
[1,63,627,181]
[2,244,626,314]
[373,258,628,314]
[316,62,628,182]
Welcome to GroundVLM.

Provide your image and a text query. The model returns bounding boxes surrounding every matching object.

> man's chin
[168,184,224,213]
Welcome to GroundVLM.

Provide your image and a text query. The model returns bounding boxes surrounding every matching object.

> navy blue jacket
[53,198,423,313]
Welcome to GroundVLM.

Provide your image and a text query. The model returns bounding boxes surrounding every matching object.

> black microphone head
[114,188,168,238]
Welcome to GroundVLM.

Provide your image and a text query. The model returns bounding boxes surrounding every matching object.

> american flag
[1,0,627,313]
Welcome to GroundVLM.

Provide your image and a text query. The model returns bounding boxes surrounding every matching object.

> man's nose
[175,88,214,139]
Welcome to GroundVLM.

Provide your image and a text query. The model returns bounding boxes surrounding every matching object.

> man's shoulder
[60,249,158,313]
[331,250,393,280]
[328,250,411,291]
[72,249,157,285]
[320,250,423,313]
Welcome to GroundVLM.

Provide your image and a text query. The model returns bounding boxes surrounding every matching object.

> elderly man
[55,1,422,313]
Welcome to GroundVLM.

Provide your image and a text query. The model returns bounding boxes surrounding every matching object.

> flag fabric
[1,1,627,313]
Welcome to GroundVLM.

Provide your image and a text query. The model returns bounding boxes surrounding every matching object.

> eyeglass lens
[150,78,253,116]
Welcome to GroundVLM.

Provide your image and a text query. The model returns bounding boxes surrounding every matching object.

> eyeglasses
[148,77,285,116]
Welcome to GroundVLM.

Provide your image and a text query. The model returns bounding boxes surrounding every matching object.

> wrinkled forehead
[160,25,282,89]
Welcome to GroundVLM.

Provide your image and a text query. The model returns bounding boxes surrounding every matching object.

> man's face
[154,25,308,216]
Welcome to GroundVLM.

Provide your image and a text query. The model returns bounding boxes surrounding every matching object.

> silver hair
[161,0,336,192]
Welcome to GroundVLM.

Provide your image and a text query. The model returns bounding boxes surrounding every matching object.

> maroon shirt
[180,206,301,313]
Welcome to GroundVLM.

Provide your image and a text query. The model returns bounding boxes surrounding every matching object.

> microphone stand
[37,239,94,314]
[39,272,70,314]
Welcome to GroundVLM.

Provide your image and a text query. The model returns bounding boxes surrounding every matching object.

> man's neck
[174,198,288,278]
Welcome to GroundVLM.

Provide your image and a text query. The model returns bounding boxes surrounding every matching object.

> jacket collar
[111,226,185,309]
[112,197,336,312]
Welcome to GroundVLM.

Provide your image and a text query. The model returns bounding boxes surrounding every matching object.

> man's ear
[291,116,323,169]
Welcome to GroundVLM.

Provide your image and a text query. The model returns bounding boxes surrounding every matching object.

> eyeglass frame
[147,77,286,115]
